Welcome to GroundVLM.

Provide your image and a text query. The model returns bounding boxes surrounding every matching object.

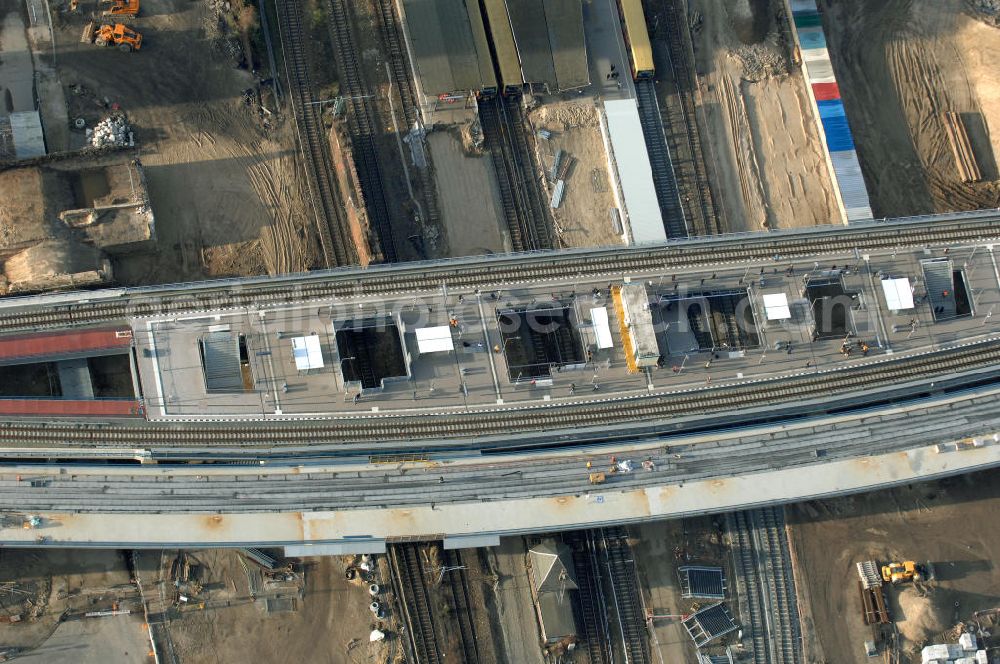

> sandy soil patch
[690,0,839,230]
[528,101,621,248]
[788,469,1000,662]
[0,549,146,657]
[820,0,1000,217]
[168,551,396,664]
[35,0,316,283]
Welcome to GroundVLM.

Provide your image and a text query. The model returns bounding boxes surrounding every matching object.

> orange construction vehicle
[101,0,139,16]
[82,22,142,51]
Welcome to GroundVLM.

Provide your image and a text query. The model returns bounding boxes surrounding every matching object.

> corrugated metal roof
[10,111,45,159]
[482,0,522,89]
[820,118,855,152]
[537,592,576,642]
[803,57,835,83]
[401,0,494,95]
[544,0,588,90]
[604,99,666,244]
[830,150,872,219]
[507,0,556,88]
[466,0,498,92]
[797,26,827,50]
[505,0,588,91]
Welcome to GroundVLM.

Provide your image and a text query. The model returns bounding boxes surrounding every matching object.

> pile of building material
[921,632,989,664]
[89,114,133,148]
[968,0,1000,26]
[732,42,787,82]
[856,561,890,625]
[941,111,982,183]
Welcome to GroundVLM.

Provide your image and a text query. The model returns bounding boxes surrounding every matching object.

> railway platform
[123,238,1000,423]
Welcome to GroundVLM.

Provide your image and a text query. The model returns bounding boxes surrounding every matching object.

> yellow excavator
[881,560,927,584]
[101,0,139,17]
[81,22,143,52]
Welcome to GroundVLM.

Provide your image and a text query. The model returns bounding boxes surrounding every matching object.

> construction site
[1,0,998,275]
[0,0,999,660]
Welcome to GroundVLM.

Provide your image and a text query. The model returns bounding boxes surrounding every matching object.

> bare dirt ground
[33,0,316,282]
[690,0,840,231]
[820,0,1000,217]
[0,549,148,659]
[788,469,1000,663]
[426,130,507,256]
[167,551,397,664]
[528,101,622,249]
[14,615,150,663]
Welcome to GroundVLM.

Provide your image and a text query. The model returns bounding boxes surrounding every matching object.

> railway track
[443,549,482,664]
[326,0,398,261]
[653,0,721,235]
[273,0,354,267]
[0,213,994,332]
[602,527,650,664]
[389,543,443,664]
[567,531,613,664]
[374,0,442,234]
[479,96,553,251]
[0,332,995,449]
[634,79,688,239]
[728,509,802,664]
[6,386,999,513]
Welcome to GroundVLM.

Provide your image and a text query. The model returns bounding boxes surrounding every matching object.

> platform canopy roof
[881,277,914,311]
[590,307,614,349]
[292,335,324,371]
[762,292,792,321]
[415,326,455,353]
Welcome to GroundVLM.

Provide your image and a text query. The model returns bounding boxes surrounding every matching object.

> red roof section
[0,327,132,362]
[0,399,143,417]
[812,82,841,101]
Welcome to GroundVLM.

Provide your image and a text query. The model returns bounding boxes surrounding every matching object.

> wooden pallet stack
[942,111,982,183]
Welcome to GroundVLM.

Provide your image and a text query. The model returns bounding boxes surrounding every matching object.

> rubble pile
[89,114,132,148]
[732,43,787,82]
[968,0,1000,26]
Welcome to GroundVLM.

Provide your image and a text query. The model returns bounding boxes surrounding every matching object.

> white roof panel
[881,277,914,311]
[762,293,791,320]
[590,306,613,349]
[292,335,324,371]
[416,326,455,353]
[604,99,666,245]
